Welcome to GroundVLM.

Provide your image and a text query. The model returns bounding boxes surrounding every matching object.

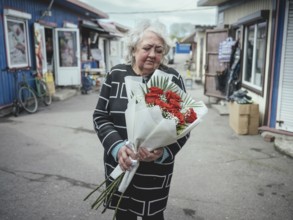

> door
[54,28,81,86]
[103,39,110,73]
[276,0,293,132]
[204,29,229,99]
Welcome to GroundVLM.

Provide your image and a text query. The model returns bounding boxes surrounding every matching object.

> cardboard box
[228,102,260,135]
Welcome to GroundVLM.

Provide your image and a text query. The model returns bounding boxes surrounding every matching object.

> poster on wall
[57,31,78,67]
[4,17,30,68]
[34,23,47,76]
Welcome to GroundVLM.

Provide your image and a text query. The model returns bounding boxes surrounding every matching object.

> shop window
[242,21,268,93]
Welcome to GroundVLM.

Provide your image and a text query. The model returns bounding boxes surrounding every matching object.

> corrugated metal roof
[181,32,196,43]
[197,0,230,6]
[65,0,109,19]
[195,25,216,31]
[111,22,130,33]
[97,21,124,37]
[80,20,106,32]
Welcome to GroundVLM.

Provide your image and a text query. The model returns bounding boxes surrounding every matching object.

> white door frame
[276,0,293,132]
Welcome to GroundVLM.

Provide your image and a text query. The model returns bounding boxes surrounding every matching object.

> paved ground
[0,74,293,220]
[0,54,292,220]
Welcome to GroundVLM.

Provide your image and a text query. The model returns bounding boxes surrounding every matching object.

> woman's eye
[143,47,151,51]
[142,46,163,54]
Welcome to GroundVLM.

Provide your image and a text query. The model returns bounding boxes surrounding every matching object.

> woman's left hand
[138,147,163,162]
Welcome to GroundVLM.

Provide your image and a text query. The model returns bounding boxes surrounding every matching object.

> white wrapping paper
[110,69,208,193]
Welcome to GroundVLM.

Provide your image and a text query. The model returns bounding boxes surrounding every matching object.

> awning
[80,20,106,32]
[197,0,229,6]
[235,10,270,26]
[97,21,124,38]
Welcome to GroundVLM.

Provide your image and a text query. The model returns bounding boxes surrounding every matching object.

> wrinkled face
[132,31,164,76]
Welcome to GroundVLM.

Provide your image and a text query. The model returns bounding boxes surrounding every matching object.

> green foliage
[169,22,195,40]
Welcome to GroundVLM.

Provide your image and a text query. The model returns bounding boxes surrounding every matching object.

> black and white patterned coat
[93,64,190,217]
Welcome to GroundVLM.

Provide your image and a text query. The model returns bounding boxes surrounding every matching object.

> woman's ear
[132,48,136,56]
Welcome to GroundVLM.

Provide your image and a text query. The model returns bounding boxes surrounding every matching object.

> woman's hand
[118,146,137,171]
[138,147,163,162]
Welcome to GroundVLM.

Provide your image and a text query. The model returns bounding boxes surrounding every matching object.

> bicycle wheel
[18,86,38,113]
[39,80,52,106]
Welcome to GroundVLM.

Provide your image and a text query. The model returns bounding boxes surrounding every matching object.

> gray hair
[124,19,171,65]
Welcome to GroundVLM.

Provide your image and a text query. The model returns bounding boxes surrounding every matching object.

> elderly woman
[93,20,189,220]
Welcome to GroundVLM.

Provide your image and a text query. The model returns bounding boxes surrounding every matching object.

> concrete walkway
[208,102,293,159]
[1,74,292,220]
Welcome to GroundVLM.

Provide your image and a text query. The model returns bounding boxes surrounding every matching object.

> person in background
[46,37,53,65]
[93,20,190,220]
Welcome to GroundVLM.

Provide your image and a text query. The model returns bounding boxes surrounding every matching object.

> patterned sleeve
[93,72,124,156]
[161,67,190,163]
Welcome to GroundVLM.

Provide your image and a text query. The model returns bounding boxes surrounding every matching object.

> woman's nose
[148,48,156,57]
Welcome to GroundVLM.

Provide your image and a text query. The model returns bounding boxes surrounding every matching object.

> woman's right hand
[118,146,137,171]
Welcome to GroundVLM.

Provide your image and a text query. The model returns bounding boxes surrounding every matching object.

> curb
[274,137,293,158]
[52,89,78,101]
[261,131,293,158]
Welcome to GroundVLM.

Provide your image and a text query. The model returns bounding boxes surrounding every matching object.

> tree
[169,23,194,41]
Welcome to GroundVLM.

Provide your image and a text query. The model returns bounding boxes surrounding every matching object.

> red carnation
[149,87,164,95]
[169,99,181,109]
[155,99,170,109]
[165,90,182,102]
[185,108,197,123]
[145,93,160,104]
[171,110,185,124]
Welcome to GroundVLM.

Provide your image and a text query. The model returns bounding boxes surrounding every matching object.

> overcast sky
[79,0,217,30]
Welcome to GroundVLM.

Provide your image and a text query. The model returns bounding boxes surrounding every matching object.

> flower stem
[83,178,108,201]
[102,174,124,213]
[83,171,128,220]
[90,173,124,210]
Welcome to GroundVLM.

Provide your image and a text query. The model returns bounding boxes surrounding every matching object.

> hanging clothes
[226,40,242,100]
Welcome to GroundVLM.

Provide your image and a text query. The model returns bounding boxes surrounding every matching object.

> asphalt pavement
[0,77,293,220]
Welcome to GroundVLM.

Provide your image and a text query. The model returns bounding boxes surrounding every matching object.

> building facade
[0,0,129,114]
[197,0,293,134]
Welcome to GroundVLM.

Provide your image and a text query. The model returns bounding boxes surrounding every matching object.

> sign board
[176,43,190,54]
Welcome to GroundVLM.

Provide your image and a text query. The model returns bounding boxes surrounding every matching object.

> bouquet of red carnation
[145,86,198,134]
[84,69,208,219]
